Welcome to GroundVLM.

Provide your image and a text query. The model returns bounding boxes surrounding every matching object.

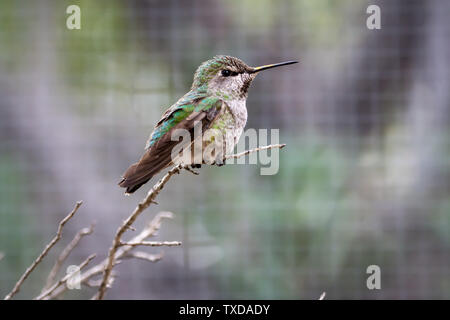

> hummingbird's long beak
[250,60,298,73]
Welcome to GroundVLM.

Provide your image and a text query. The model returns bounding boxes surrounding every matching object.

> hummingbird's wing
[118,95,225,194]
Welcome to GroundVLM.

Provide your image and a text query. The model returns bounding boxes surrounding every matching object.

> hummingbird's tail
[119,177,150,194]
[118,162,157,194]
[118,163,145,194]
[118,161,158,194]
[118,144,175,194]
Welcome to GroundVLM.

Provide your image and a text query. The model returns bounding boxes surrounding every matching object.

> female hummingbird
[119,55,297,194]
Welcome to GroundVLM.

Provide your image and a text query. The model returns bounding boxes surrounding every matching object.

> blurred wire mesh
[0,0,449,299]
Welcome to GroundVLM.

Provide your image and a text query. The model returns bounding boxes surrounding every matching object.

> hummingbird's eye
[221,69,231,77]
[221,70,239,77]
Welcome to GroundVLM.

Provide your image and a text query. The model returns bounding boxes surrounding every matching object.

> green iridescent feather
[145,88,223,149]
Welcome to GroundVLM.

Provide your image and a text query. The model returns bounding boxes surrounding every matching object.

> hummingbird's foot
[183,165,199,175]
[211,160,226,167]
[190,164,202,169]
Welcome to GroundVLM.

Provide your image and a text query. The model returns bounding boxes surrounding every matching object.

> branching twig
[4,201,83,300]
[45,211,174,300]
[124,251,163,263]
[95,143,286,300]
[42,223,95,293]
[118,241,181,247]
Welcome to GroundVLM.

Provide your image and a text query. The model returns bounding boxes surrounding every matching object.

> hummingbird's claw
[211,159,226,167]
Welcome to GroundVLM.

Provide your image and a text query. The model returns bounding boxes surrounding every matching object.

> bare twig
[124,251,163,263]
[84,272,118,289]
[35,254,96,300]
[119,241,181,247]
[46,212,174,300]
[225,143,286,160]
[42,223,95,292]
[4,201,83,300]
[85,279,102,288]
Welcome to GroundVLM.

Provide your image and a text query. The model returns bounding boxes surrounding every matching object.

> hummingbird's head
[192,55,298,100]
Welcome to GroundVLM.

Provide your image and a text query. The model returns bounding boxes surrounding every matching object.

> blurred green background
[0,0,449,299]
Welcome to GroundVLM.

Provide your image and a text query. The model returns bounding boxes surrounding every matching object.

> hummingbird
[119,55,297,194]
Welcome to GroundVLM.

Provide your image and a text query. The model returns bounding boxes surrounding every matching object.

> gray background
[0,0,449,299]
